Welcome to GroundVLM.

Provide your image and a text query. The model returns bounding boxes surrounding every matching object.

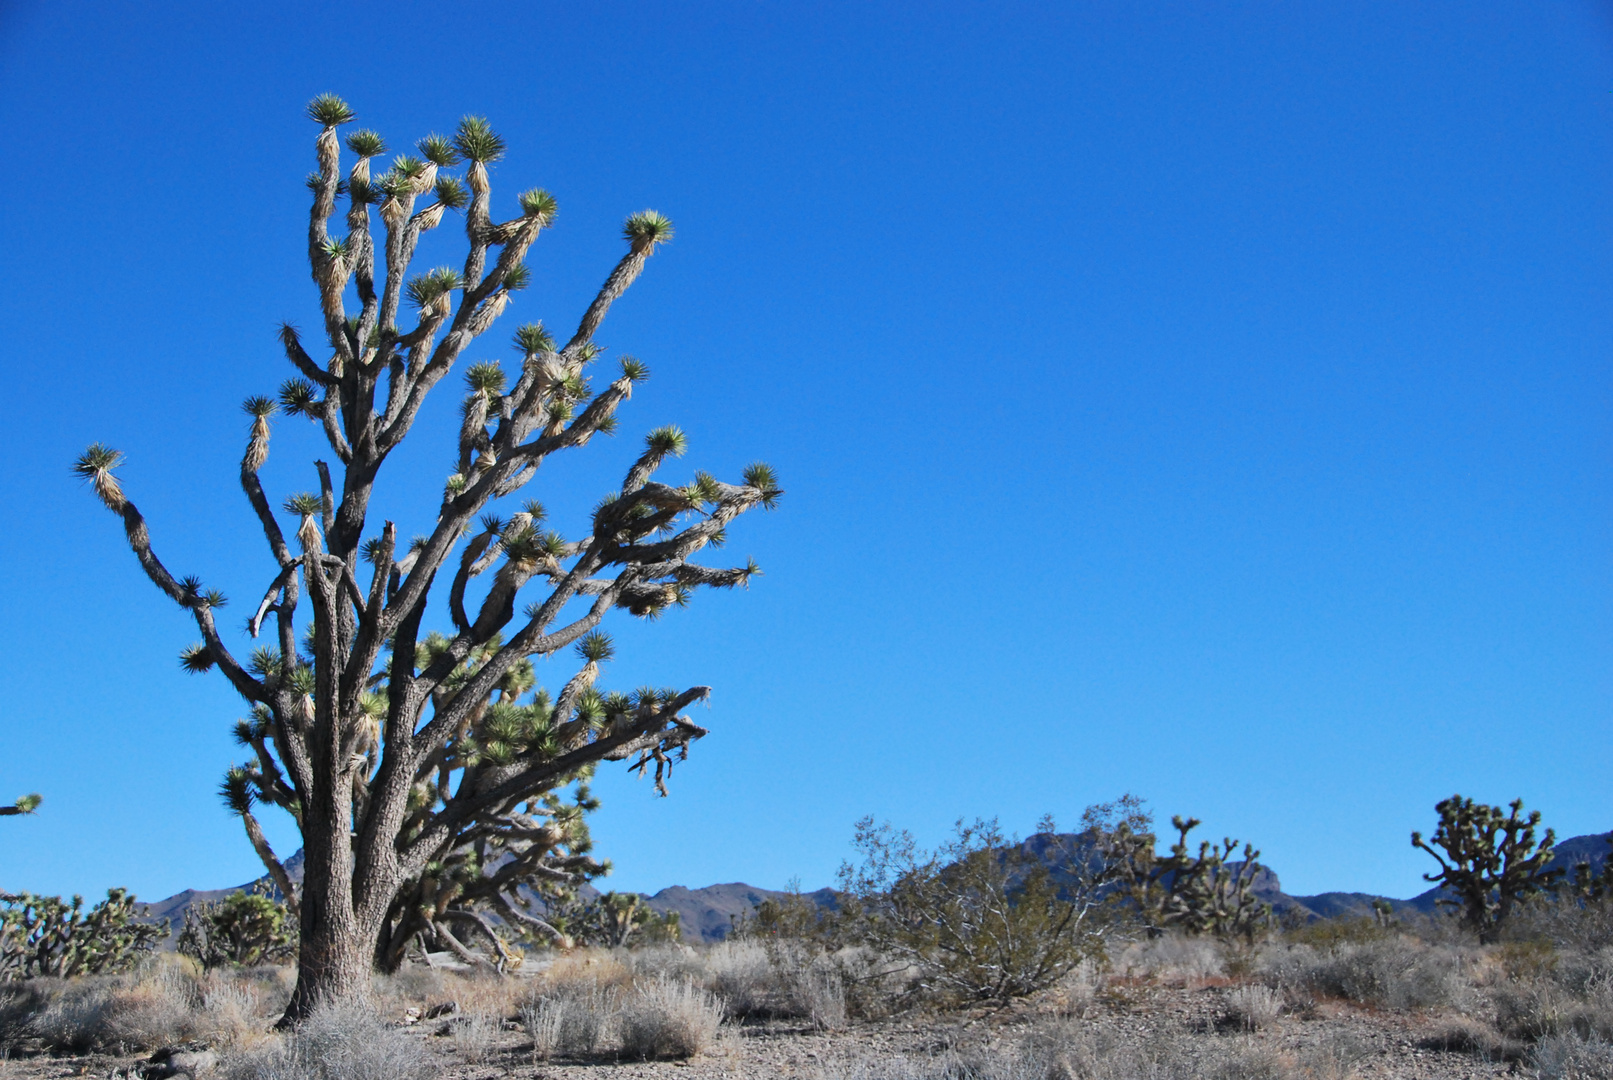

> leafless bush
[220,998,429,1080]
[1260,938,1464,1010]
[1526,1034,1613,1080]
[1221,983,1283,1031]
[1511,897,1613,953]
[617,975,723,1060]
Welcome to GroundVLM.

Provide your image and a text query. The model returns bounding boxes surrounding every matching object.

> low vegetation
[0,794,1607,1079]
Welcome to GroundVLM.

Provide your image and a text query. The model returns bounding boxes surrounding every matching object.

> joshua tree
[1412,795,1560,943]
[76,95,779,1019]
[0,795,40,818]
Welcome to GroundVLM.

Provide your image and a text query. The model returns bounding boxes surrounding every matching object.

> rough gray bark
[77,96,779,1022]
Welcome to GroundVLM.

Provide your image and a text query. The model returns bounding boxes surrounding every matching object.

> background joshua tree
[1413,795,1560,943]
[76,95,780,1020]
[0,795,40,818]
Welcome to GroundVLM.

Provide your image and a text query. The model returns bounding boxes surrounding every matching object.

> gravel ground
[0,982,1531,1080]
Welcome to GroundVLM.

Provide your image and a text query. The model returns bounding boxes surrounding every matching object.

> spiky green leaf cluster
[500,263,531,291]
[180,643,215,674]
[418,134,461,167]
[345,129,386,157]
[248,648,283,678]
[744,462,782,508]
[406,267,465,308]
[513,322,554,355]
[619,356,649,382]
[454,116,506,164]
[218,767,255,815]
[306,94,356,127]
[72,443,123,481]
[623,210,675,248]
[518,188,558,223]
[645,425,688,459]
[283,492,323,517]
[434,176,469,210]
[576,631,615,664]
[304,174,351,195]
[391,155,428,181]
[464,362,507,396]
[242,396,277,419]
[279,379,319,418]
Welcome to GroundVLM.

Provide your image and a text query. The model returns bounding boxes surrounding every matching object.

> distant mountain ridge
[144,831,1610,944]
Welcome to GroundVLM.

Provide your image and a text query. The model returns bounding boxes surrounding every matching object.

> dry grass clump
[617,975,723,1060]
[704,939,847,1029]
[1115,935,1224,987]
[2,956,286,1055]
[627,943,708,983]
[220,998,428,1080]
[522,953,628,1060]
[820,1022,1370,1080]
[1220,983,1283,1031]
[1525,1033,1613,1080]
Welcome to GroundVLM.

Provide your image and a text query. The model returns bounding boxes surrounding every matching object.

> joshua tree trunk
[78,96,780,1022]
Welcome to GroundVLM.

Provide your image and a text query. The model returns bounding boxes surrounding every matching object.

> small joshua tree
[1413,795,1560,943]
[76,95,779,1019]
[178,884,299,969]
[1086,797,1271,941]
[0,794,40,818]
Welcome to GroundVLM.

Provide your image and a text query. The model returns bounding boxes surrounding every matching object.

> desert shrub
[617,975,723,1060]
[1526,1034,1613,1080]
[221,998,429,1080]
[1495,977,1613,1044]
[522,981,618,1058]
[1221,983,1283,1031]
[451,1006,502,1065]
[177,887,297,969]
[627,943,708,984]
[838,817,1113,1005]
[1283,917,1394,951]
[0,889,165,979]
[0,980,48,1046]
[1260,938,1464,1010]
[1512,896,1613,953]
[703,938,843,1026]
[1422,1016,1524,1062]
[1117,933,1225,985]
[705,939,772,1016]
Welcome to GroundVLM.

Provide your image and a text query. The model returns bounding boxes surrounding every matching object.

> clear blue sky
[0,2,1607,905]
